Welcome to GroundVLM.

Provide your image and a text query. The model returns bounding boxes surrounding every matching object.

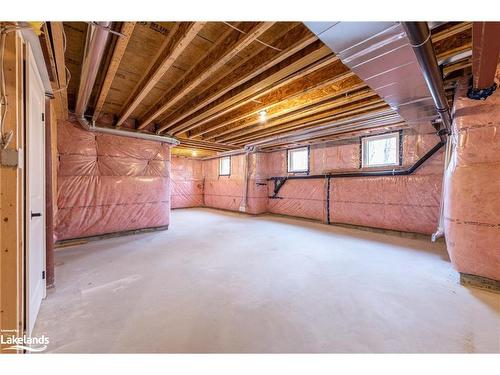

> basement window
[219,156,231,176]
[287,146,309,173]
[361,132,400,168]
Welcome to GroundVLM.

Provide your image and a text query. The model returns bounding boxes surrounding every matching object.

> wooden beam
[261,122,407,151]
[92,22,136,122]
[472,22,500,90]
[187,55,341,138]
[176,138,239,152]
[207,73,364,141]
[116,22,205,127]
[220,91,380,144]
[138,22,275,130]
[41,22,68,120]
[163,43,332,135]
[158,25,318,133]
[235,106,397,147]
[432,22,471,43]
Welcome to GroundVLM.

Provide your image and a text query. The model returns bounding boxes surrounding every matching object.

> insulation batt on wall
[171,155,204,208]
[170,130,444,235]
[55,117,171,241]
[443,68,500,281]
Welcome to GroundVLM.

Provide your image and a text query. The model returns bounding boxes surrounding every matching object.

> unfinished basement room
[1,10,500,359]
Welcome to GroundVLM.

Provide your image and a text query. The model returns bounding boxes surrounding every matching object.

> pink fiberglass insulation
[266,132,444,233]
[171,155,204,208]
[55,118,171,241]
[330,134,444,234]
[202,153,268,214]
[443,72,500,280]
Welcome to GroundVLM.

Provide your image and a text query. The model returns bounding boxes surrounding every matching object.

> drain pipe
[402,22,452,137]
[77,117,179,144]
[402,22,452,241]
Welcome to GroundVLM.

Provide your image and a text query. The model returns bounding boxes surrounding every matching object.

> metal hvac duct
[75,21,112,117]
[304,22,446,134]
[401,22,452,133]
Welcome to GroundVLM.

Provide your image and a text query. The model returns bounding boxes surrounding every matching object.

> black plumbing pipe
[269,140,445,182]
[268,140,445,199]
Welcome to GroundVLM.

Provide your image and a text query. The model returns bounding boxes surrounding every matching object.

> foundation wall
[55,118,172,241]
[266,132,444,234]
[443,70,500,281]
[171,155,204,208]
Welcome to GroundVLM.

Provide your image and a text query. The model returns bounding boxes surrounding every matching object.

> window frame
[287,146,310,174]
[360,131,402,168]
[219,156,231,176]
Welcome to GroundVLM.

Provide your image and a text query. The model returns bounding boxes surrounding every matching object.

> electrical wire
[223,22,282,52]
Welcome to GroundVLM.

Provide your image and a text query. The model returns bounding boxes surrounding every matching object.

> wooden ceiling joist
[160,43,332,135]
[115,22,205,127]
[137,22,275,130]
[240,108,401,148]
[187,56,343,139]
[207,73,365,142]
[432,22,471,43]
[42,22,69,120]
[187,54,341,139]
[92,22,136,122]
[156,25,318,134]
[219,90,380,144]
[60,21,472,151]
[176,138,239,152]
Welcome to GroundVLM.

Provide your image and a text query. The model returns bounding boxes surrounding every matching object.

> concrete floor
[34,208,500,353]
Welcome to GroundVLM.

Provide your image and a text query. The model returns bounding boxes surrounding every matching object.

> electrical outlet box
[239,205,246,213]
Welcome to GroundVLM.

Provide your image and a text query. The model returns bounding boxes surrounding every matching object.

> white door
[25,45,46,336]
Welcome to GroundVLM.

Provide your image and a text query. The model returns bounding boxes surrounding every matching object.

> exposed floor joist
[116,22,205,127]
[137,22,275,130]
[157,25,318,134]
[162,43,332,134]
[92,22,136,122]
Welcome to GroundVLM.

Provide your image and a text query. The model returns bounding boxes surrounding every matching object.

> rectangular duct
[304,22,439,132]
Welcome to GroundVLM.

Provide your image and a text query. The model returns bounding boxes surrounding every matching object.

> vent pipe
[401,22,452,135]
[75,22,111,117]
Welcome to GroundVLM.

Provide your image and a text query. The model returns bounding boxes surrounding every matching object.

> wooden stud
[0,31,24,351]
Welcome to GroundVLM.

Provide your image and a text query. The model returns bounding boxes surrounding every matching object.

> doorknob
[30,211,42,218]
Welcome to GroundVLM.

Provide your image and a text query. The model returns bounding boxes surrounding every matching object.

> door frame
[23,42,46,336]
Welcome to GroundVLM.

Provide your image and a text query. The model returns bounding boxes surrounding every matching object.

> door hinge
[42,271,45,280]
[41,113,44,122]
